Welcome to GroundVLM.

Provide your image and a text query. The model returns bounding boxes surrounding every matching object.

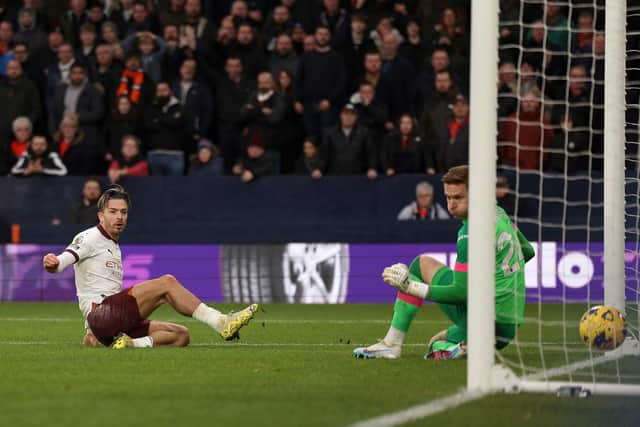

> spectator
[369,15,403,52]
[0,59,41,145]
[14,7,47,56]
[340,13,375,85]
[432,7,468,67]
[59,0,88,48]
[548,113,590,174]
[239,71,287,173]
[188,138,224,176]
[553,63,591,126]
[11,134,67,176]
[105,95,141,159]
[180,0,217,72]
[124,1,159,36]
[115,53,155,105]
[76,23,97,64]
[87,3,107,31]
[228,22,266,80]
[350,80,388,146]
[397,181,449,220]
[2,116,33,173]
[268,33,299,78]
[381,113,428,176]
[7,116,33,160]
[173,58,213,146]
[108,134,149,183]
[380,33,415,119]
[398,19,428,73]
[322,103,377,179]
[497,62,518,118]
[291,22,306,54]
[100,20,121,46]
[232,135,274,183]
[108,0,135,37]
[0,21,14,76]
[143,81,187,175]
[498,86,552,171]
[48,63,104,140]
[158,0,186,27]
[316,0,350,50]
[45,42,80,98]
[90,44,122,108]
[65,176,102,224]
[54,113,104,175]
[419,69,458,153]
[294,25,346,138]
[159,23,183,84]
[11,42,42,91]
[122,31,167,83]
[215,56,255,172]
[42,31,65,69]
[275,68,305,173]
[543,3,570,51]
[438,93,469,172]
[294,136,325,179]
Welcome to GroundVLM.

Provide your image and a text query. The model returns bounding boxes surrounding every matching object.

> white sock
[383,326,405,346]
[192,303,225,332]
[132,336,154,348]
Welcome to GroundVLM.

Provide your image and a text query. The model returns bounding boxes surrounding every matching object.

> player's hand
[43,253,60,273]
[382,263,409,291]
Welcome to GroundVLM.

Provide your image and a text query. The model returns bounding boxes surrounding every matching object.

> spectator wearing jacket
[11,134,67,176]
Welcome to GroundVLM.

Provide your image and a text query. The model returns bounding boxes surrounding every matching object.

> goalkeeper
[353,165,534,359]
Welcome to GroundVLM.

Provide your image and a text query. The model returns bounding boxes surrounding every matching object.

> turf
[0,303,638,427]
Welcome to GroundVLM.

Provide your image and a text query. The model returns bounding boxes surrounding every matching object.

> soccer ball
[579,305,627,351]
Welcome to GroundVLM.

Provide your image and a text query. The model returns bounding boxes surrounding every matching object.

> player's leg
[147,321,190,347]
[353,255,446,359]
[130,274,258,340]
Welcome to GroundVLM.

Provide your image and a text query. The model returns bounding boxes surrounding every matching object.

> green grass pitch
[0,303,638,427]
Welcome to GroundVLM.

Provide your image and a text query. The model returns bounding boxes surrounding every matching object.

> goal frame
[467,0,640,396]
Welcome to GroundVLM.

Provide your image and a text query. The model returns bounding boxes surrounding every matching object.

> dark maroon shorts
[87,288,150,346]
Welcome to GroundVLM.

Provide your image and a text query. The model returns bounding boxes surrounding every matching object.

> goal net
[468,0,640,395]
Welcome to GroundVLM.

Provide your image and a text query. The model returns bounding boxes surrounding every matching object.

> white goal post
[467,0,640,396]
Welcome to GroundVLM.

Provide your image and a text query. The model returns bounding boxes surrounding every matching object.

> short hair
[79,23,96,34]
[70,62,86,72]
[12,116,32,133]
[85,176,101,187]
[415,181,434,195]
[97,185,131,212]
[121,134,141,149]
[442,165,469,186]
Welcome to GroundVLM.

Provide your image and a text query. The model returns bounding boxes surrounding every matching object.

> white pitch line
[344,390,487,427]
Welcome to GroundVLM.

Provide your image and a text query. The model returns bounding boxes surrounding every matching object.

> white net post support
[603,0,627,316]
[467,0,500,393]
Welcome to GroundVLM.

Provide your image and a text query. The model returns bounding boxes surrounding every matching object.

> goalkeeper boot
[111,332,134,349]
[424,340,466,360]
[353,340,401,359]
[219,303,259,341]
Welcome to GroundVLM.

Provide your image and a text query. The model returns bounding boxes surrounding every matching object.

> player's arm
[516,229,535,263]
[43,250,78,274]
[426,275,467,304]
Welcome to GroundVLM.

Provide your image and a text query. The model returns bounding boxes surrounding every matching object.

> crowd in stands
[0,0,637,182]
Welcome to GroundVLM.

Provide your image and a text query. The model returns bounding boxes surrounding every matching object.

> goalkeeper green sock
[390,295,422,333]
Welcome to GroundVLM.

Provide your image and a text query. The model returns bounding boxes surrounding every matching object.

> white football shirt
[65,225,123,320]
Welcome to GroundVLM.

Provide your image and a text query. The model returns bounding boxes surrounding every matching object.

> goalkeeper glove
[381,263,429,299]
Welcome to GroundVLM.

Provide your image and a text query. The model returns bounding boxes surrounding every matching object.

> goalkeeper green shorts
[431,266,517,350]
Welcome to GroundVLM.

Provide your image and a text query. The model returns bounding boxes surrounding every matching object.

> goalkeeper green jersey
[428,205,534,324]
